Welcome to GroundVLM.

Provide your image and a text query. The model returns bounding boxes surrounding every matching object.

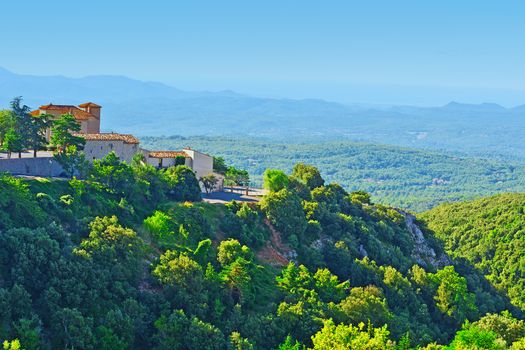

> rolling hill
[1,67,525,161]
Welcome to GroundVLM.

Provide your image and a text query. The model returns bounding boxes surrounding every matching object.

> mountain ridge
[2,67,525,162]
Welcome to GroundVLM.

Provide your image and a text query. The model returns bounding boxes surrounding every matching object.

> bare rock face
[401,211,451,269]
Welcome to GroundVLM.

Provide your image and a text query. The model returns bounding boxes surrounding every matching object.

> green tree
[217,239,252,267]
[278,335,304,350]
[51,308,95,350]
[27,113,51,157]
[54,145,88,178]
[310,319,394,350]
[291,163,324,190]
[474,311,525,345]
[229,332,254,350]
[260,189,307,240]
[153,251,204,292]
[225,167,250,187]
[165,165,202,201]
[50,113,85,155]
[431,266,477,323]
[213,156,228,174]
[90,152,135,193]
[338,286,391,327]
[0,110,15,146]
[263,169,289,192]
[74,216,145,281]
[10,97,34,157]
[1,128,23,158]
[2,339,21,350]
[446,322,505,350]
[200,174,218,194]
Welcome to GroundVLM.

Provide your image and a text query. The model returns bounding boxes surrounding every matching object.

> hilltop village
[0,101,218,188]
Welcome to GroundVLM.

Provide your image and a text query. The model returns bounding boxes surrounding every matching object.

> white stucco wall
[83,140,139,163]
[183,148,213,180]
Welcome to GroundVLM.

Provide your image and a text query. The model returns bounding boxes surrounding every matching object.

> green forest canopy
[141,135,525,212]
[0,153,524,349]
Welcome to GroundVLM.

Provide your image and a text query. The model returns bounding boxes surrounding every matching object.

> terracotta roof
[30,110,40,116]
[36,104,95,121]
[78,102,102,108]
[74,133,140,144]
[148,151,189,158]
[39,103,75,110]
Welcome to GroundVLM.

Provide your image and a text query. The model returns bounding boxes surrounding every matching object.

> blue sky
[1,0,524,106]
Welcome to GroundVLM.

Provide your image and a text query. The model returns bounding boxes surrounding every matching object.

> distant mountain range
[1,67,524,160]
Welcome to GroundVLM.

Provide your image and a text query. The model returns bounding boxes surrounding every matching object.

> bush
[165,166,202,202]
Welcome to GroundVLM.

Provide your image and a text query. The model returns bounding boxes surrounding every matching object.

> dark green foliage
[263,169,289,192]
[422,193,525,311]
[260,189,307,241]
[291,163,324,190]
[54,145,88,178]
[50,113,85,154]
[1,128,23,157]
[214,156,228,174]
[225,167,250,186]
[0,159,524,349]
[165,165,202,201]
[0,174,44,230]
[141,136,525,211]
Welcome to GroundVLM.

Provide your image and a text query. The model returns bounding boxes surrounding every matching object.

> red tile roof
[74,133,140,144]
[34,104,95,121]
[78,102,102,108]
[148,151,189,158]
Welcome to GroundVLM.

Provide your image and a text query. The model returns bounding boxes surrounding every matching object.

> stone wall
[83,140,139,163]
[0,157,64,177]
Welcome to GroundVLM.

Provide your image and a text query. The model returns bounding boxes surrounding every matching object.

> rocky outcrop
[402,211,451,269]
[257,219,297,266]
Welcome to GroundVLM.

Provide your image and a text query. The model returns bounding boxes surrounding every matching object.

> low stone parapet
[0,157,64,177]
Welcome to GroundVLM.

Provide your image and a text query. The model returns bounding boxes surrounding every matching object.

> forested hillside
[0,155,524,349]
[141,136,525,211]
[421,193,525,312]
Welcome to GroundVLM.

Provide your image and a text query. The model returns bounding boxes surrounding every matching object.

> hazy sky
[1,0,524,106]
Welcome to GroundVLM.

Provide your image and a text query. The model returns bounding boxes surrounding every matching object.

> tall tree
[28,113,51,157]
[1,128,24,159]
[263,169,289,192]
[199,174,218,194]
[54,145,87,178]
[0,110,15,146]
[291,163,324,190]
[9,97,33,157]
[50,114,85,155]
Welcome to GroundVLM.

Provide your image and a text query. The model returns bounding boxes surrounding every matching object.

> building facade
[77,133,140,164]
[31,102,101,138]
[23,101,219,191]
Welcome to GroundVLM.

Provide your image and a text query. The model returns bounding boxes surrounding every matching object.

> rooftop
[148,151,189,158]
[32,102,101,120]
[74,133,140,144]
[78,102,102,108]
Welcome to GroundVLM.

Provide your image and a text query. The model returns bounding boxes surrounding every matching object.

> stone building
[20,100,220,190]
[77,133,140,164]
[146,151,190,168]
[31,102,101,138]
[146,148,213,178]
